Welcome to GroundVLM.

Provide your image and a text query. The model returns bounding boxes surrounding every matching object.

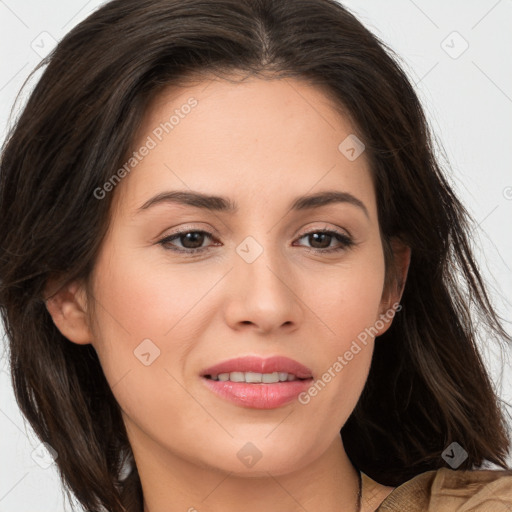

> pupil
[183,232,204,249]
[310,233,330,249]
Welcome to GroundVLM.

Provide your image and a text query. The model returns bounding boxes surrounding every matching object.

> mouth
[204,371,306,383]
[200,356,314,409]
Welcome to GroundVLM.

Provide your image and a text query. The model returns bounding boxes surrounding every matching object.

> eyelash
[157,228,355,255]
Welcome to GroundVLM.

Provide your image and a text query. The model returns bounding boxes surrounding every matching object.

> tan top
[361,467,512,511]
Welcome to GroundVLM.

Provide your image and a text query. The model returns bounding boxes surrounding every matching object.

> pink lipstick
[200,356,313,409]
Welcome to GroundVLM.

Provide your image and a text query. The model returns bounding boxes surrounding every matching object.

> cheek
[296,240,386,415]
[90,239,218,342]
[87,248,212,439]
[86,236,215,396]
[308,239,386,344]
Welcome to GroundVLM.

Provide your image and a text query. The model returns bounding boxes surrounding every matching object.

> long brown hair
[1,0,510,510]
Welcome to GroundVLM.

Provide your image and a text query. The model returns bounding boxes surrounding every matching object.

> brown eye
[158,230,216,253]
[158,228,354,256]
[307,232,335,249]
[294,229,354,253]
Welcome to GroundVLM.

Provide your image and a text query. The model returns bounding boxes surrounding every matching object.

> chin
[192,435,320,477]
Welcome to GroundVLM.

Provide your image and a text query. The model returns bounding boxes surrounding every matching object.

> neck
[133,432,361,512]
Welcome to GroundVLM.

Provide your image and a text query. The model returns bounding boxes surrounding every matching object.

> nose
[222,239,303,335]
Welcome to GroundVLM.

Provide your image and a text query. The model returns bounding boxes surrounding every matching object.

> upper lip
[201,356,313,379]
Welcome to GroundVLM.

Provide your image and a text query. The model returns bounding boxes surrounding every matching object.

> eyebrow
[136,190,369,218]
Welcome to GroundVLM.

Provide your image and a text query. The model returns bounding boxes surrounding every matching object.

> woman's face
[65,76,403,476]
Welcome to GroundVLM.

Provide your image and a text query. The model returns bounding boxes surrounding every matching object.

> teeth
[246,372,262,383]
[262,372,279,383]
[211,372,297,383]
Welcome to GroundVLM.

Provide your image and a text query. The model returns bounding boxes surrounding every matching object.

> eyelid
[158,222,351,242]
[156,223,220,241]
[295,223,352,239]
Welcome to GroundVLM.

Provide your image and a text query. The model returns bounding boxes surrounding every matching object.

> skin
[46,75,410,512]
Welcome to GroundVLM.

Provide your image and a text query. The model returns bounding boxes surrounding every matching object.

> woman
[0,0,511,511]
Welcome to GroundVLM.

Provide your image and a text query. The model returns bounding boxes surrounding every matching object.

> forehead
[112,76,376,219]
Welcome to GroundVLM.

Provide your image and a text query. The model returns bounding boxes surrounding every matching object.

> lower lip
[201,377,313,409]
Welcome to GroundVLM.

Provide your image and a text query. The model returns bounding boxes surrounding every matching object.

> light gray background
[1,1,511,510]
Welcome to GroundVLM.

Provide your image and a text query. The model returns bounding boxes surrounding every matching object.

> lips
[200,356,314,409]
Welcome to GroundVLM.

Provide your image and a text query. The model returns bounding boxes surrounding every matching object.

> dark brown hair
[1,0,510,511]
